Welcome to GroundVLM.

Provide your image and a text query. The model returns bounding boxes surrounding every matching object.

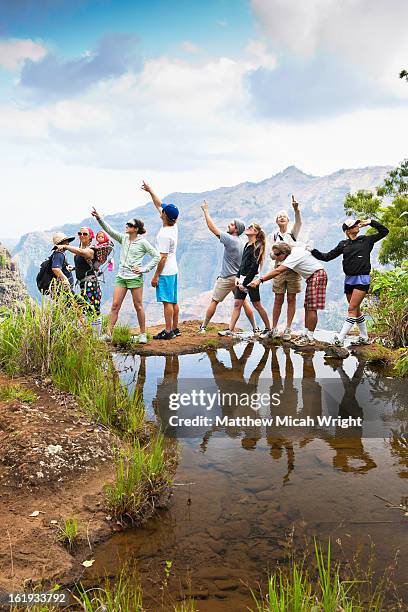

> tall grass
[0,292,174,521]
[250,540,386,612]
[0,292,145,435]
[106,434,169,521]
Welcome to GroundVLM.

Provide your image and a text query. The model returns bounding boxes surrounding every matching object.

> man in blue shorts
[142,181,180,340]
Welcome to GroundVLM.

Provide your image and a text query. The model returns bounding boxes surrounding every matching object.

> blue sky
[1,0,408,236]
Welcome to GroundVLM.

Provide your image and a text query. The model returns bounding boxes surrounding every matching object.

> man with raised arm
[199,200,258,334]
[141,181,180,340]
[199,201,258,333]
[268,195,302,341]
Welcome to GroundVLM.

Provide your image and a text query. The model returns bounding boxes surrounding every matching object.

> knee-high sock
[338,316,356,341]
[356,315,368,339]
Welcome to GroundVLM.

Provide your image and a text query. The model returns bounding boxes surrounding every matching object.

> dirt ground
[129,320,243,356]
[0,375,119,593]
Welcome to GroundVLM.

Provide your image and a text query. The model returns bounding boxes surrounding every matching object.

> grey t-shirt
[219,232,244,277]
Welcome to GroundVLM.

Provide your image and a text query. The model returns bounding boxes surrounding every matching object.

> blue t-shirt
[51,251,74,287]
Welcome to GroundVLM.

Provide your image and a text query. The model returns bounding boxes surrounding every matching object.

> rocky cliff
[0,243,29,309]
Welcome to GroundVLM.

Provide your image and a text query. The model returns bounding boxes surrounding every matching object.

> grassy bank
[0,292,175,522]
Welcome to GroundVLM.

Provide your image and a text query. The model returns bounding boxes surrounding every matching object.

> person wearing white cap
[199,200,258,334]
[268,195,302,341]
[51,232,75,289]
[311,218,389,346]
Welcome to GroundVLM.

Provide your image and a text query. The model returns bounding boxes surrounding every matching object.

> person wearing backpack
[56,226,103,334]
[38,232,75,292]
[91,207,160,344]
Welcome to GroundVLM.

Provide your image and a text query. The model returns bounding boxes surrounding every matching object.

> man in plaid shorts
[248,242,327,346]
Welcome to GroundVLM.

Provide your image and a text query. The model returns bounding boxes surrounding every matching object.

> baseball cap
[162,203,179,221]
[234,219,245,236]
[342,218,360,232]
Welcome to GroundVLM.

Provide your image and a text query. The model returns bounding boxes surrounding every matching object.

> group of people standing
[49,181,389,347]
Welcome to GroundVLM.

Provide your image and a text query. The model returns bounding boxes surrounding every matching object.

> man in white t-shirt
[249,243,327,346]
[142,181,179,340]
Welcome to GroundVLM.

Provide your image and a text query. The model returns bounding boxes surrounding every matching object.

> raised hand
[201,199,209,212]
[291,195,299,211]
[91,206,101,220]
[359,219,371,227]
[141,180,151,193]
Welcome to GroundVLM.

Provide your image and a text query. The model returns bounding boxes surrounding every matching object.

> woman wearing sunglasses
[56,226,103,332]
[91,207,160,343]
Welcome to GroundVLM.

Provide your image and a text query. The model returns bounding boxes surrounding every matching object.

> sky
[1,0,408,237]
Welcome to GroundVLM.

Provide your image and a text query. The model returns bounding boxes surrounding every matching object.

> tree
[344,161,408,266]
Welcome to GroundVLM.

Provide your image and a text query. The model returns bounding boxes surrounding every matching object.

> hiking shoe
[199,325,206,334]
[333,335,344,347]
[252,327,261,335]
[282,327,292,341]
[293,335,315,347]
[153,329,175,340]
[349,336,370,346]
[99,333,112,342]
[259,328,271,339]
[173,328,181,337]
[138,333,148,344]
[218,329,236,337]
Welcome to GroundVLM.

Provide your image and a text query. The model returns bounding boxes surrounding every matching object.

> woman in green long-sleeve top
[91,206,160,344]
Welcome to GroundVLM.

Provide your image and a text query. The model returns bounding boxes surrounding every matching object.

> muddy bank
[0,375,120,591]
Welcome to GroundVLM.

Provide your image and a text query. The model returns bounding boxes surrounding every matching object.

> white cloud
[0,38,47,70]
[251,0,408,81]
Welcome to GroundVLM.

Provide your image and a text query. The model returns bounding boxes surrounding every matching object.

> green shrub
[394,350,408,377]
[366,262,408,348]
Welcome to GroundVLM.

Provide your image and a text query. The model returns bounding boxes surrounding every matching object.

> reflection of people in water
[153,355,179,432]
[323,361,376,474]
[266,348,302,485]
[201,343,270,451]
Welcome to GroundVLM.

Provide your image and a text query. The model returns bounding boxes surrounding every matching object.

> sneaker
[333,335,344,347]
[282,327,292,341]
[199,325,206,334]
[99,333,112,342]
[138,333,148,344]
[259,328,271,339]
[252,327,261,335]
[271,328,280,338]
[173,328,181,337]
[218,329,236,337]
[153,329,175,340]
[349,336,370,346]
[293,335,315,347]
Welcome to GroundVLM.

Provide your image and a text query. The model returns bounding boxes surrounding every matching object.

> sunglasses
[78,232,89,236]
[126,222,136,228]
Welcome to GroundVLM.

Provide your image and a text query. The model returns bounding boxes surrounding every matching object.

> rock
[324,346,350,359]
[0,243,29,308]
[214,579,239,591]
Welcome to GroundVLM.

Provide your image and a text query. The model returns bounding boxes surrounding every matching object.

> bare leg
[108,286,128,335]
[286,293,297,328]
[243,299,257,330]
[347,289,366,318]
[163,302,174,333]
[229,299,244,331]
[305,309,318,332]
[172,303,179,330]
[272,293,284,328]
[253,301,271,329]
[131,287,145,333]
[203,299,218,327]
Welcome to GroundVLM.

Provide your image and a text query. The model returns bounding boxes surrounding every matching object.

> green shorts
[115,276,143,289]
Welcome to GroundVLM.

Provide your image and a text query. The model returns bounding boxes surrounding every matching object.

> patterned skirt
[79,276,102,316]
